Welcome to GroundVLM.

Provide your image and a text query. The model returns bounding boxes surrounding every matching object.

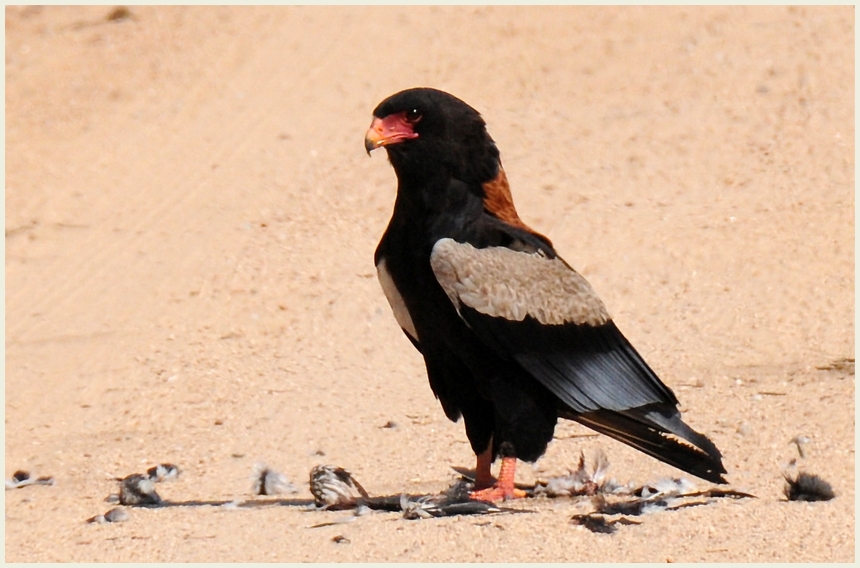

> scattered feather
[593,494,667,516]
[397,478,531,520]
[784,471,835,502]
[789,436,812,459]
[633,477,698,499]
[252,463,297,496]
[593,478,755,518]
[147,463,181,483]
[441,478,474,502]
[309,465,368,509]
[399,492,502,520]
[118,473,162,506]
[535,450,624,497]
[5,470,55,490]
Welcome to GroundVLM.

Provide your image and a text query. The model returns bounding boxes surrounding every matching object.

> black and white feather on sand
[783,471,835,502]
[252,463,298,496]
[534,450,622,497]
[309,465,369,509]
[5,470,55,490]
[118,474,162,506]
[147,463,181,483]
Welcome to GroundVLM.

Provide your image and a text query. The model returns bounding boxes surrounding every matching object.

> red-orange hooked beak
[365,113,419,155]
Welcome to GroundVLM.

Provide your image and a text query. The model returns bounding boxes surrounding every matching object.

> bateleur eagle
[366,87,727,501]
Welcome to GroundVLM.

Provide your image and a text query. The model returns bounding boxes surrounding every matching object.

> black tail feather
[562,407,727,484]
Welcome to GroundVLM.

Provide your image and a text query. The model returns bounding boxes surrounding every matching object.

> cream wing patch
[376,258,419,341]
[430,238,610,326]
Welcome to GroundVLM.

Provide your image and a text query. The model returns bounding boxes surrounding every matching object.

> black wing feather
[457,307,676,414]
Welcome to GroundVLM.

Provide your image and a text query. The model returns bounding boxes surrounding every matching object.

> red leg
[473,445,495,490]
[469,456,528,501]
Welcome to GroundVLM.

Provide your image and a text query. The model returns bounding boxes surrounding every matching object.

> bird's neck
[393,167,476,214]
[385,171,484,254]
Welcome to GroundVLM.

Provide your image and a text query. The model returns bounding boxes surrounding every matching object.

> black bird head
[365,87,501,184]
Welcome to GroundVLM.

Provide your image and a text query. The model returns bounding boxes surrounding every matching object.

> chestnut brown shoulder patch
[482,167,552,246]
[481,168,528,230]
[430,239,610,326]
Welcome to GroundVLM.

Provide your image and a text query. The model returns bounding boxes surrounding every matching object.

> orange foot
[468,455,528,502]
[469,484,528,502]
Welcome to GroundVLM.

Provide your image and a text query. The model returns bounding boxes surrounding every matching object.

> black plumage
[366,87,727,499]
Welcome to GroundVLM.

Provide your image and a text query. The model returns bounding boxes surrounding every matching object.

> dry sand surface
[5,5,854,563]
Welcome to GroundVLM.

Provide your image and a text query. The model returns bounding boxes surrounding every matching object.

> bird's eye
[405,108,422,123]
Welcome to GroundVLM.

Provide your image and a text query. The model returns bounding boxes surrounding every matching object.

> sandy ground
[4,6,854,563]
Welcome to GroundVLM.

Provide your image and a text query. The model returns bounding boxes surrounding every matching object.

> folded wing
[430,238,726,483]
[430,238,678,413]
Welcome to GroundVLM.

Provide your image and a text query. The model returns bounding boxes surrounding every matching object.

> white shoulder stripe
[430,238,610,326]
[376,258,419,341]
